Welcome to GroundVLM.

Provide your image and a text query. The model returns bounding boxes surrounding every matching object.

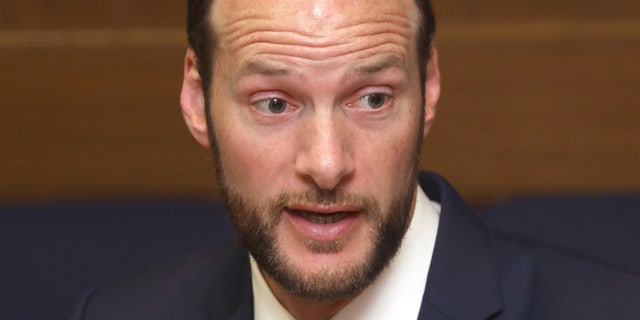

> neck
[264,272,358,320]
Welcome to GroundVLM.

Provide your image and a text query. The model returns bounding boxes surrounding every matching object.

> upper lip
[286,204,363,214]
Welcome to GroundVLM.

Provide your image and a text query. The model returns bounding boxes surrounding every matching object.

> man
[72,0,640,319]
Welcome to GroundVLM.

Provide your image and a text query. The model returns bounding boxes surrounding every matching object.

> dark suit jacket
[71,172,640,319]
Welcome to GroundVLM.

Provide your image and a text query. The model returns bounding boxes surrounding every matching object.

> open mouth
[291,210,353,224]
[284,206,362,242]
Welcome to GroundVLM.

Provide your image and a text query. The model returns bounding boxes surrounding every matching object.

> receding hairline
[203,0,425,51]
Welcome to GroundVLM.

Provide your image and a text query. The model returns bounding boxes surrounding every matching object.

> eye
[363,93,387,109]
[253,98,295,114]
[350,92,391,110]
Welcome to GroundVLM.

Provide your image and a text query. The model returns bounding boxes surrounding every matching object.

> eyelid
[249,90,289,103]
[250,92,299,115]
[356,86,393,96]
[346,86,394,110]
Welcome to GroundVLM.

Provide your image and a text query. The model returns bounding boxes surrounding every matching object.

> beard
[216,169,417,300]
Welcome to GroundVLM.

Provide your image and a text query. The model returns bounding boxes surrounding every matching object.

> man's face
[187,0,435,300]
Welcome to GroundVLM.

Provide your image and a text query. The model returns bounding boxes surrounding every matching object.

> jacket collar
[199,244,254,320]
[418,172,503,319]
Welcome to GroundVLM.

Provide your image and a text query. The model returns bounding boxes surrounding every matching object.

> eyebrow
[348,54,407,75]
[235,61,298,81]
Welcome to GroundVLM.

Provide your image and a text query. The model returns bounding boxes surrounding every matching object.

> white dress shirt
[251,186,441,319]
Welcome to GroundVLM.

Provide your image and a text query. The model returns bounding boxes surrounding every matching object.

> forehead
[212,0,419,29]
[210,0,420,57]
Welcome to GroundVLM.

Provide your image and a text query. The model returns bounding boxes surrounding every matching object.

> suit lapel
[418,172,503,320]
[199,246,254,320]
[417,303,455,320]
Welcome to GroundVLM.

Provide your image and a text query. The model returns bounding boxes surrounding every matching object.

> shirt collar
[251,186,441,319]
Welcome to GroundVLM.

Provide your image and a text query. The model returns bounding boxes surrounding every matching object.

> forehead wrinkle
[224,24,413,66]
[229,30,349,52]
[238,32,410,65]
[217,4,417,54]
[226,18,414,49]
[221,20,329,49]
[332,12,417,36]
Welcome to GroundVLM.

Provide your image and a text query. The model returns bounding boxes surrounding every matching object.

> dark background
[2,0,639,206]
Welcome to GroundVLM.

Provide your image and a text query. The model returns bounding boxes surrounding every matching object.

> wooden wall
[2,1,639,205]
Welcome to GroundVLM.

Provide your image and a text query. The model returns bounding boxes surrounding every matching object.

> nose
[294,110,355,191]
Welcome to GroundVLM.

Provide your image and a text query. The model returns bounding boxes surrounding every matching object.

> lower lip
[284,209,360,242]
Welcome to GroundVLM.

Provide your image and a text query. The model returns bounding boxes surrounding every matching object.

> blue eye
[267,98,287,113]
[355,93,390,109]
[363,93,387,109]
[254,98,290,114]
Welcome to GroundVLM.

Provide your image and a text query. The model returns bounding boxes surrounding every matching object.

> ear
[180,48,210,148]
[422,47,441,139]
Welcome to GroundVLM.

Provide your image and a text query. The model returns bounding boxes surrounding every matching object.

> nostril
[295,153,355,191]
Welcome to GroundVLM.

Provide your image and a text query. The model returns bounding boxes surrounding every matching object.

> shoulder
[72,244,250,320]
[417,171,640,318]
[493,231,640,318]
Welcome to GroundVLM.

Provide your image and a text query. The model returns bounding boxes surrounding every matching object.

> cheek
[214,119,293,195]
[363,102,421,165]
[356,121,420,193]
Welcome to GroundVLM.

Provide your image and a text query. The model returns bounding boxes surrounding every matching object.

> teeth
[297,211,349,224]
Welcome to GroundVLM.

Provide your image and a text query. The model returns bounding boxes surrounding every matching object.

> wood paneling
[435,0,640,23]
[0,46,218,201]
[2,0,639,205]
[0,1,184,29]
[426,38,640,204]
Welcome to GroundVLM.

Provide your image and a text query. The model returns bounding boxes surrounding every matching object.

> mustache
[223,187,382,232]
[270,189,378,209]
